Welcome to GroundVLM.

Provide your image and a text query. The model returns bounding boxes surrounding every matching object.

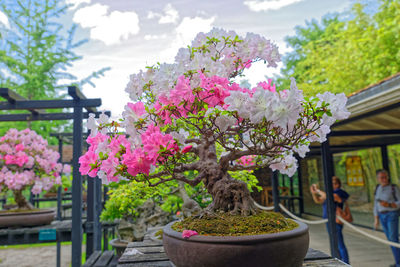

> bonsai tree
[79,29,350,217]
[0,128,64,210]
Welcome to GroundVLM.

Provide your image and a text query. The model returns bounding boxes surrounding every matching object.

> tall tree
[276,14,341,90]
[0,0,109,136]
[278,0,400,95]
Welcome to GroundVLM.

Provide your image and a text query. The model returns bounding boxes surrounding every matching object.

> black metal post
[381,145,390,175]
[321,138,339,259]
[271,170,280,212]
[94,178,102,250]
[57,138,63,221]
[86,131,94,258]
[71,103,83,267]
[297,158,304,214]
[289,176,294,212]
[56,231,61,267]
[56,137,63,267]
[102,186,109,251]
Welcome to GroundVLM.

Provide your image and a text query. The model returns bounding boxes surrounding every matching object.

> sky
[1,0,354,117]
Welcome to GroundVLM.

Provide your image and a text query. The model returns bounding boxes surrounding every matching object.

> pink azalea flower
[122,148,152,176]
[256,79,276,92]
[15,143,24,152]
[182,230,198,239]
[127,102,146,116]
[181,145,192,154]
[79,151,98,177]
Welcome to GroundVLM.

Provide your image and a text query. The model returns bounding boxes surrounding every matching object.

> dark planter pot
[163,219,309,267]
[2,204,18,210]
[44,192,57,198]
[0,209,55,228]
[110,238,129,258]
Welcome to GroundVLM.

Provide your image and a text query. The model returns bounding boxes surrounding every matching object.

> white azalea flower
[87,113,98,136]
[97,170,110,185]
[270,154,298,177]
[215,115,236,132]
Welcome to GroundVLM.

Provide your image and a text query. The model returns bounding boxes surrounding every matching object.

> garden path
[0,243,74,267]
[308,218,394,267]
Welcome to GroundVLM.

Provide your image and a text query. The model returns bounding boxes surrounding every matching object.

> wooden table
[117,236,350,267]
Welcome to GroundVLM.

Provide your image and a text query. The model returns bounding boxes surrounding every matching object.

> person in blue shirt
[310,176,350,264]
[374,169,400,267]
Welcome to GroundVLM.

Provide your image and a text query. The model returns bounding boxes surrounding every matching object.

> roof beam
[330,129,400,136]
[0,88,44,115]
[0,111,109,121]
[333,102,400,128]
[68,86,98,113]
[0,99,101,110]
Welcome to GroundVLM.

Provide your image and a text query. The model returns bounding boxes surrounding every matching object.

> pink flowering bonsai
[0,129,64,210]
[80,29,350,216]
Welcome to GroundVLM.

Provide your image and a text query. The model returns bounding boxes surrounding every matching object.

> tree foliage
[278,0,400,95]
[0,0,109,136]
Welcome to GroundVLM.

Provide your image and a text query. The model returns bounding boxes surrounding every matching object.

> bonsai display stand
[83,250,119,267]
[117,233,351,267]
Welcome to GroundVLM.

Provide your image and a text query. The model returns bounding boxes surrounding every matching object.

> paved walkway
[308,219,396,267]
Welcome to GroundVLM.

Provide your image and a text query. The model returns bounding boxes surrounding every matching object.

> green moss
[154,229,163,240]
[172,211,298,236]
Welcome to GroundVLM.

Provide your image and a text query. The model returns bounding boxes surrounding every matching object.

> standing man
[374,169,400,267]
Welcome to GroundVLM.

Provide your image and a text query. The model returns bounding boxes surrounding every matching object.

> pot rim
[109,238,130,245]
[0,208,55,217]
[163,218,308,244]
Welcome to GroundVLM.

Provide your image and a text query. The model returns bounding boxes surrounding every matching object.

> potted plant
[79,29,350,267]
[102,177,219,256]
[102,180,175,256]
[43,170,71,198]
[0,128,65,227]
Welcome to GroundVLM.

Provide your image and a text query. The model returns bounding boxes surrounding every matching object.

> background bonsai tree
[79,28,350,216]
[0,128,66,210]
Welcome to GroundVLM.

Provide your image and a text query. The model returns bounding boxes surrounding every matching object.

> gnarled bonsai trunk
[13,189,34,210]
[204,171,257,216]
[197,142,257,216]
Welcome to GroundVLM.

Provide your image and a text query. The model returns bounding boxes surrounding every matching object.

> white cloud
[73,3,139,45]
[66,0,91,10]
[0,10,9,28]
[244,0,304,12]
[144,34,168,41]
[147,3,179,24]
[158,15,216,62]
[175,16,216,47]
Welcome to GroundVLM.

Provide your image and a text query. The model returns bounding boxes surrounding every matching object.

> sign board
[39,229,57,241]
[345,156,364,186]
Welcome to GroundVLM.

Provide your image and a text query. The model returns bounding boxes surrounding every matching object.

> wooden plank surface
[119,253,169,263]
[94,250,114,267]
[83,250,102,267]
[109,255,119,267]
[127,240,162,248]
[134,246,164,254]
[117,261,174,267]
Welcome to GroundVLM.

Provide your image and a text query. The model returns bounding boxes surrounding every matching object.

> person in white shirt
[374,169,400,267]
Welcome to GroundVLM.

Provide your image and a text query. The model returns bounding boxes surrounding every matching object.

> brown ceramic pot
[43,192,57,198]
[0,209,55,228]
[163,219,309,267]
